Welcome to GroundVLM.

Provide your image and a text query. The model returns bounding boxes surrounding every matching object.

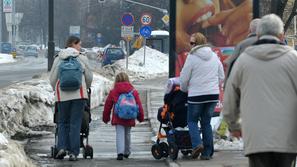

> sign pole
[143,38,146,66]
[0,0,2,43]
[126,39,129,70]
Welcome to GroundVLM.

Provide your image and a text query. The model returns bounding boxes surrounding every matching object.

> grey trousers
[248,152,296,167]
[115,125,131,155]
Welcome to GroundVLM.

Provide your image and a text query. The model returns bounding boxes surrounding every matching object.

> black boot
[117,154,124,160]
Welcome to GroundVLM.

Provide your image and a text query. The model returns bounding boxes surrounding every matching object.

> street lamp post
[48,0,54,71]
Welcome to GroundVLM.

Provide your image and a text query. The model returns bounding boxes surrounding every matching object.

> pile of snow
[90,74,112,109]
[100,46,168,80]
[0,53,15,64]
[0,73,111,137]
[0,73,111,166]
[214,138,244,151]
[0,79,54,137]
[0,133,35,167]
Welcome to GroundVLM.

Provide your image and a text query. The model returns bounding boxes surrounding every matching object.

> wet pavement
[25,92,167,167]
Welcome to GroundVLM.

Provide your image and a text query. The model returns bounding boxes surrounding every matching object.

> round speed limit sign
[141,13,152,25]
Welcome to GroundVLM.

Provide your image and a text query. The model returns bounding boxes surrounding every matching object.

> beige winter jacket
[49,47,93,102]
[223,35,297,156]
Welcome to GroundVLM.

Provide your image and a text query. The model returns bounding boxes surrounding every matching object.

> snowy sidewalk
[135,77,249,167]
[0,53,16,64]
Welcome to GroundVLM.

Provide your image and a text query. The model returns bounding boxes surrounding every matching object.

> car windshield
[27,47,37,52]
[106,49,122,55]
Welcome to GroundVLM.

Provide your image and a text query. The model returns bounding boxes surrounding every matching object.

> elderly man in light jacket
[223,14,297,167]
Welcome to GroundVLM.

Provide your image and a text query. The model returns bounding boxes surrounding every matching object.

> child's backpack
[58,56,83,91]
[114,90,139,120]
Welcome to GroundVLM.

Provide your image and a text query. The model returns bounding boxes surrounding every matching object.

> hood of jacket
[189,44,214,61]
[244,35,291,61]
[114,82,134,94]
[58,47,80,60]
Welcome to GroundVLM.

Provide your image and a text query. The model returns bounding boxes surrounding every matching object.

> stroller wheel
[151,144,163,160]
[159,142,169,157]
[83,145,93,159]
[169,143,179,160]
[51,146,58,158]
[181,150,188,156]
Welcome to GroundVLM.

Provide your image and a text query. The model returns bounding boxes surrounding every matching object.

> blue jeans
[57,99,85,156]
[187,102,217,157]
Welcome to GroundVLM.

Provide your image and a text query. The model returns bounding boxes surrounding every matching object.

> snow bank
[0,79,54,137]
[100,46,168,80]
[0,133,35,167]
[214,138,244,151]
[90,74,112,109]
[0,73,111,166]
[0,54,16,64]
[0,73,111,137]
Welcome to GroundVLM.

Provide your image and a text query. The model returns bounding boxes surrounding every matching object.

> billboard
[169,0,257,115]
[170,0,257,76]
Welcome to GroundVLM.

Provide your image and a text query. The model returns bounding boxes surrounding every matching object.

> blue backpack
[58,56,83,91]
[114,90,139,120]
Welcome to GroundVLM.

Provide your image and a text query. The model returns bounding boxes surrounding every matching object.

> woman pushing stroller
[179,32,225,160]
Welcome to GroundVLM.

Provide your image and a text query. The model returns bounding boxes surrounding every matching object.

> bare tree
[259,0,297,32]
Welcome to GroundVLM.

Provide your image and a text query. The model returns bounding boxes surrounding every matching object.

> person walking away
[49,36,93,161]
[223,14,297,167]
[179,32,225,160]
[224,18,260,85]
[103,72,144,160]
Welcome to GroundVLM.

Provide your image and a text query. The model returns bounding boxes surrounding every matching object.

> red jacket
[103,82,144,126]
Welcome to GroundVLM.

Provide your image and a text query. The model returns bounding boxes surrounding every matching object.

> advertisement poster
[171,0,254,115]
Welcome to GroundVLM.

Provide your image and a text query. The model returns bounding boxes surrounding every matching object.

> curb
[165,159,180,167]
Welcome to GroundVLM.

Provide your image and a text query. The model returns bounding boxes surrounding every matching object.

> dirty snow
[0,54,15,64]
[0,73,111,166]
[0,73,111,137]
[0,133,35,167]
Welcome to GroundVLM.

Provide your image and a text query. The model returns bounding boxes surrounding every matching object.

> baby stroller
[51,88,93,159]
[151,78,192,160]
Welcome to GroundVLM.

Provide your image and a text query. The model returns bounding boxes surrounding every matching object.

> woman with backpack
[49,36,93,161]
[103,72,144,160]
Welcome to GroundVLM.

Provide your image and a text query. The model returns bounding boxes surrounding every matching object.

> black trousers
[248,152,296,167]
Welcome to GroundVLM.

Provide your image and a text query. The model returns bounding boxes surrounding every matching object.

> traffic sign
[121,26,134,38]
[141,13,152,25]
[140,26,152,38]
[3,0,12,13]
[121,13,134,26]
[162,14,169,25]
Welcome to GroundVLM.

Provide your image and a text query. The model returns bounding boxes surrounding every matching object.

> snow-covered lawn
[0,54,15,64]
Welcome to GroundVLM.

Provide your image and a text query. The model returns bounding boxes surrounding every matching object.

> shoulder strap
[128,89,135,95]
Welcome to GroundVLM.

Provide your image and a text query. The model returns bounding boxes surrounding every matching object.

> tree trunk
[259,0,272,16]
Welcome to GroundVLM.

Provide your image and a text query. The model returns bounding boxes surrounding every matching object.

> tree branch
[284,0,297,32]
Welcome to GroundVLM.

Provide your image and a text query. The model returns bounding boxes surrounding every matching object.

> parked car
[101,47,125,66]
[44,47,61,58]
[0,42,12,54]
[24,45,39,58]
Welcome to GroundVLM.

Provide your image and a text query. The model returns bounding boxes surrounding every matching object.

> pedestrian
[49,36,93,161]
[179,32,225,160]
[224,18,261,85]
[223,14,297,167]
[102,72,144,160]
